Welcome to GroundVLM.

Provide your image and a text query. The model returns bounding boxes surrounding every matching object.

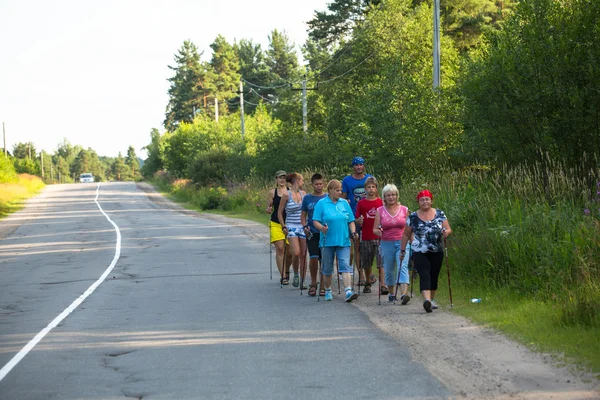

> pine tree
[164,40,208,131]
[208,35,241,115]
[266,30,299,82]
[125,146,141,180]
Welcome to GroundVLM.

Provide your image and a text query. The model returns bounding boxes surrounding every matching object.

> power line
[241,78,291,90]
[316,53,375,85]
[316,1,386,77]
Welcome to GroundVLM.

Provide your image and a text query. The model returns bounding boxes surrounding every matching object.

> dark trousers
[413,251,444,292]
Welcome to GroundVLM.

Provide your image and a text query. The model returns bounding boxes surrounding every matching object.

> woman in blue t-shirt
[313,179,359,303]
[400,190,452,313]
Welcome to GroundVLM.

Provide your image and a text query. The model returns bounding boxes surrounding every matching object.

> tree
[440,0,516,51]
[461,0,600,171]
[12,142,36,159]
[208,35,241,115]
[142,128,165,178]
[307,0,382,46]
[125,146,141,180]
[266,30,299,81]
[164,40,208,131]
[237,39,272,113]
[112,152,131,181]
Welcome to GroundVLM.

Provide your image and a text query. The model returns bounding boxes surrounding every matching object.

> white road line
[0,183,122,382]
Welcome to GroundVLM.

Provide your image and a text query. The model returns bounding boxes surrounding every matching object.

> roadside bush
[0,154,18,183]
[187,149,252,187]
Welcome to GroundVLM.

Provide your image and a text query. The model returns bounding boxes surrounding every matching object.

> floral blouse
[407,209,447,253]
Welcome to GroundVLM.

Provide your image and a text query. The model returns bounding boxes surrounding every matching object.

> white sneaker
[431,299,439,309]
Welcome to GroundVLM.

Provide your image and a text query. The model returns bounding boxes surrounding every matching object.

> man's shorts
[269,221,289,244]
[307,231,321,259]
[360,239,379,269]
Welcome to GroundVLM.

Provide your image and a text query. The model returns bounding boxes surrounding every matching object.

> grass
[429,282,600,378]
[0,174,45,218]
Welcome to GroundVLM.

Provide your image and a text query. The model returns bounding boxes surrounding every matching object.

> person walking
[266,170,292,285]
[301,173,327,297]
[278,173,307,289]
[342,156,373,283]
[355,176,383,293]
[312,179,359,302]
[400,190,452,313]
[373,184,411,304]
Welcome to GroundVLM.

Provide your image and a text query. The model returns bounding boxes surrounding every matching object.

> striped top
[285,190,304,226]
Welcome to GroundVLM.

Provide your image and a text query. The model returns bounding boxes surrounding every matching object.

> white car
[79,173,94,183]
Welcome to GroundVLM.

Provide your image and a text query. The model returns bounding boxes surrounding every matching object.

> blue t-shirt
[342,174,373,213]
[301,193,327,233]
[313,196,355,248]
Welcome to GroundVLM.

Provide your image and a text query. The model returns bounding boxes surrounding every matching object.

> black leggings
[413,252,444,292]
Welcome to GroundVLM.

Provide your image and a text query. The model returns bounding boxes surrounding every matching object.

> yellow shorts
[269,221,289,244]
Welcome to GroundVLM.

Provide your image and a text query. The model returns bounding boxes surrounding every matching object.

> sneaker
[401,294,411,305]
[292,275,299,287]
[345,291,358,302]
[381,286,389,295]
[325,290,333,301]
[431,299,439,309]
[363,284,372,294]
[388,295,396,302]
[423,300,433,313]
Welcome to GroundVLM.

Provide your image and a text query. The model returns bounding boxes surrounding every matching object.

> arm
[355,202,364,226]
[442,220,452,238]
[400,225,413,261]
[373,211,382,237]
[313,220,328,234]
[265,189,274,214]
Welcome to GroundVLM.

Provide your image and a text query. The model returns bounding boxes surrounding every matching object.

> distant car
[79,173,95,183]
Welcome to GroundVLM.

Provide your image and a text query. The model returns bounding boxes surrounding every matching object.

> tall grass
[0,174,45,218]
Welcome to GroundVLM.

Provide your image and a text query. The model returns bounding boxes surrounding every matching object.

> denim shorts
[286,225,306,239]
[321,246,352,276]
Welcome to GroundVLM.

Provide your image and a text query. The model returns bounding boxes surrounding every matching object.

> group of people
[266,157,452,313]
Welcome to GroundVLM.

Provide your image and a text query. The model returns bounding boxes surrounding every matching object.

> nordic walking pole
[281,237,287,289]
[355,234,361,293]
[336,257,341,294]
[409,245,415,298]
[300,245,308,295]
[270,241,273,280]
[444,236,453,307]
[377,239,382,306]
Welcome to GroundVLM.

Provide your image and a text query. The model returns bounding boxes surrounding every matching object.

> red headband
[417,190,433,201]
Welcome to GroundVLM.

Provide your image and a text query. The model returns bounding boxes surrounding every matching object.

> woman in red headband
[400,190,452,313]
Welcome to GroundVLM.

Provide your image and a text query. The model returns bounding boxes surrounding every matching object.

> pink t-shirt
[377,205,409,241]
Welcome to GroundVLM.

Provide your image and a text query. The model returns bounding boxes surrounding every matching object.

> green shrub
[0,154,18,183]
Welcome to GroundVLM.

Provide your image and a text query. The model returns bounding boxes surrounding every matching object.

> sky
[0,0,329,158]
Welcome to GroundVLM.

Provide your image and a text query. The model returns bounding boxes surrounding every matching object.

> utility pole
[215,97,219,122]
[291,69,318,136]
[302,71,308,134]
[433,0,441,89]
[2,122,6,156]
[240,81,245,140]
[41,151,44,178]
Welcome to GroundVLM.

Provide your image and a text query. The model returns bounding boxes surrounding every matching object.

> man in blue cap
[342,156,373,285]
[342,156,372,214]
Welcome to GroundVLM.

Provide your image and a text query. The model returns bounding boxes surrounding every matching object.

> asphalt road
[0,182,450,399]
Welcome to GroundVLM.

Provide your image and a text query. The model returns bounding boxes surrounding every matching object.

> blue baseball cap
[352,156,365,166]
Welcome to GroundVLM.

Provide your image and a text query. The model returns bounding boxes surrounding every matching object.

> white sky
[0,0,329,158]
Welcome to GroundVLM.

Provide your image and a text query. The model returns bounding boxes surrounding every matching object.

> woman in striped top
[278,173,307,288]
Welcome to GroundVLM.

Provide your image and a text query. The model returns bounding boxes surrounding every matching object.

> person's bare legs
[274,240,285,278]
